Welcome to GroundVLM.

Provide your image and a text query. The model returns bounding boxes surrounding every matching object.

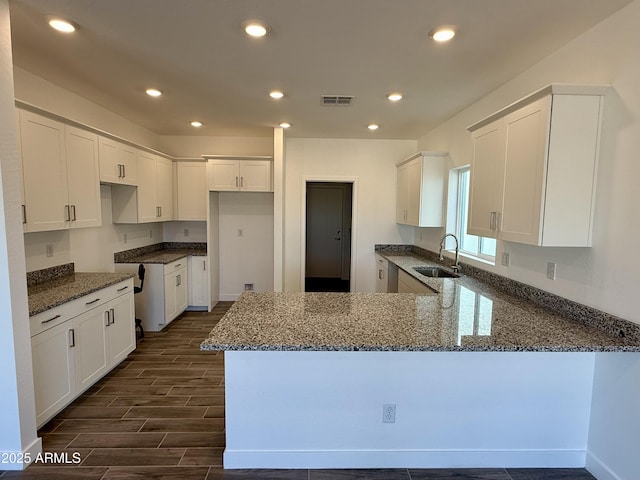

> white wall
[14,67,160,149]
[416,0,640,326]
[218,192,274,300]
[158,135,273,158]
[0,0,40,467]
[283,138,416,292]
[163,221,207,243]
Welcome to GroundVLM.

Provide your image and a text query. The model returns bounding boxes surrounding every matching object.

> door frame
[300,176,358,292]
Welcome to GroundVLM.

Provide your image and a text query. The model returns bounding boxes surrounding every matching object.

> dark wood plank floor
[0,302,595,480]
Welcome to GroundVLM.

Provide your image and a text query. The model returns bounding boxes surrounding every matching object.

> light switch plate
[547,262,556,280]
[501,252,510,266]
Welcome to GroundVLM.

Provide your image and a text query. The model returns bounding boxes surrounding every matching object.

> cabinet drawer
[71,290,110,317]
[106,279,134,298]
[164,259,187,275]
[30,302,74,337]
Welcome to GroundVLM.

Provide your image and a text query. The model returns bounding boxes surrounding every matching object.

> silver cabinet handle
[118,164,123,178]
[122,164,126,178]
[110,308,115,325]
[105,310,110,327]
[240,176,244,187]
[175,263,182,268]
[203,260,206,271]
[117,285,128,292]
[22,205,26,224]
[235,176,239,187]
[159,206,162,217]
[490,211,496,230]
[65,205,71,221]
[496,212,502,231]
[176,274,181,286]
[378,270,383,280]
[85,298,101,305]
[42,314,61,325]
[71,205,77,221]
[69,328,75,348]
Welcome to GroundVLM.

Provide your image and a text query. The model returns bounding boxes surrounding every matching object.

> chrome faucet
[439,233,460,273]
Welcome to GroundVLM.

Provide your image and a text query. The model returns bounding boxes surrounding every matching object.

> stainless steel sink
[412,266,459,278]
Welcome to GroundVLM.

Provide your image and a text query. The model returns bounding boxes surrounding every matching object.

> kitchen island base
[223,350,594,469]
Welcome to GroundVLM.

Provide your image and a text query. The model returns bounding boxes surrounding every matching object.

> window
[454,167,496,262]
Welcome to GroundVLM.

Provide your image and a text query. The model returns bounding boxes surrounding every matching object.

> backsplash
[26,262,74,287]
[114,242,207,263]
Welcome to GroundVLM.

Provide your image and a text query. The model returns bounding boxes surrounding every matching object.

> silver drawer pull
[85,298,101,305]
[117,285,129,292]
[175,263,182,268]
[42,314,61,324]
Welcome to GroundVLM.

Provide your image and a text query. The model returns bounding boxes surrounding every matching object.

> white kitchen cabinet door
[19,110,68,232]
[375,254,389,293]
[396,152,446,227]
[98,136,138,186]
[106,293,135,366]
[73,307,109,394]
[31,321,75,427]
[396,162,409,223]
[208,159,241,191]
[136,150,158,223]
[164,265,188,323]
[467,122,506,238]
[188,256,209,308]
[156,157,174,221]
[500,96,551,244]
[240,161,272,192]
[175,268,188,314]
[177,162,207,220]
[65,125,102,229]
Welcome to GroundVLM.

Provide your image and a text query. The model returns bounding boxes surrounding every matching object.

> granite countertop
[201,252,640,353]
[28,272,135,316]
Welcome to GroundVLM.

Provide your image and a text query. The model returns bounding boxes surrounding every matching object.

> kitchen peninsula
[201,249,639,470]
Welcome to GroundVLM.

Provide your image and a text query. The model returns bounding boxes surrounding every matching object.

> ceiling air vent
[321,95,354,106]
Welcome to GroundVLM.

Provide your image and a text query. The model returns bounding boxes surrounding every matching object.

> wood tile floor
[0,302,595,480]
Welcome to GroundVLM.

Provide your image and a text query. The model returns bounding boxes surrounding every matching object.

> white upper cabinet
[19,110,101,232]
[207,159,273,192]
[65,125,101,229]
[112,151,174,223]
[176,161,207,221]
[467,84,606,247]
[98,136,137,186]
[396,152,447,227]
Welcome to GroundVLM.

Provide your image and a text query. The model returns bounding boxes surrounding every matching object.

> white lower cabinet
[375,254,389,293]
[30,279,135,427]
[397,270,437,295]
[188,256,209,309]
[116,259,189,332]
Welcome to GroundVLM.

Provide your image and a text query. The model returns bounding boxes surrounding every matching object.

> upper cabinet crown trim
[396,151,448,167]
[202,154,273,161]
[467,84,610,132]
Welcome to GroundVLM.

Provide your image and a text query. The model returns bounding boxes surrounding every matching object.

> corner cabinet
[112,151,174,223]
[206,157,273,192]
[467,84,607,247]
[18,110,101,232]
[396,152,447,227]
[30,279,135,427]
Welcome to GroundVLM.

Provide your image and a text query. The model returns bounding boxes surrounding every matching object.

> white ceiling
[9,0,633,139]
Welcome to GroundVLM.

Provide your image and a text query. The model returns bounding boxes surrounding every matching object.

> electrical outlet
[184,228,189,237]
[547,262,556,280]
[238,229,243,237]
[244,283,254,291]
[123,233,127,244]
[46,244,54,257]
[501,252,510,266]
[382,404,396,423]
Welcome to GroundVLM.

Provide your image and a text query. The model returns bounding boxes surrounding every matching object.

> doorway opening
[304,182,353,292]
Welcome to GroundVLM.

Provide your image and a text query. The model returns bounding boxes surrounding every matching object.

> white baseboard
[586,451,624,480]
[223,449,587,470]
[219,293,241,301]
[0,437,42,470]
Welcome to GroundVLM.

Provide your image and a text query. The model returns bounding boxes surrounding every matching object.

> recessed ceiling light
[387,93,403,102]
[429,26,456,43]
[190,121,203,128]
[279,122,291,129]
[48,17,76,33]
[368,124,379,131]
[243,21,268,38]
[145,88,162,97]
[269,90,284,99]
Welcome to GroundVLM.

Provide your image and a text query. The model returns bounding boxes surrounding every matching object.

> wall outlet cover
[547,262,556,280]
